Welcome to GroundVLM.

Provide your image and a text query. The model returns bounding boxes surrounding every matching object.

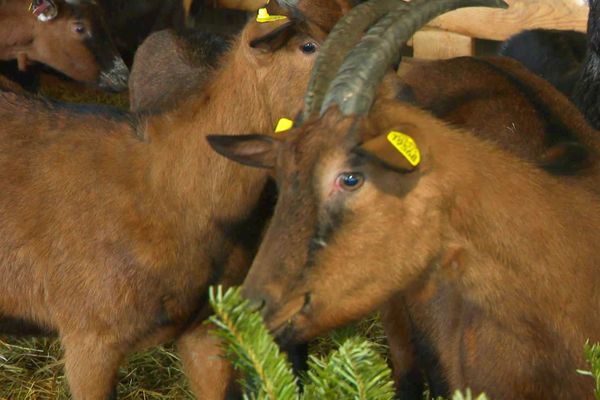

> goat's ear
[354,131,421,173]
[207,134,279,169]
[539,142,591,175]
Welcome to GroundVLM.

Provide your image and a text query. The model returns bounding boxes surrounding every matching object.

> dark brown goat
[0,0,128,91]
[209,1,600,398]
[0,0,358,397]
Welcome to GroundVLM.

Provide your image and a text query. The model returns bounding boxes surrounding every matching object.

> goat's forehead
[277,119,358,188]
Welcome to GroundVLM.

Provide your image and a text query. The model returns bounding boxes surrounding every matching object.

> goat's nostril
[301,293,312,313]
[246,297,266,313]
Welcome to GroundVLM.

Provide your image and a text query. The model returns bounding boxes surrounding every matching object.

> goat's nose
[241,286,269,313]
[246,297,266,313]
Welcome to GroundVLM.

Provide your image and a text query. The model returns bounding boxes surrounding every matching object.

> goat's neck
[144,41,272,227]
[0,1,35,59]
[429,122,600,329]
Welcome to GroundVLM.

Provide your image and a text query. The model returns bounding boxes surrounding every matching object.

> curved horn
[321,0,508,117]
[276,0,300,9]
[302,0,406,121]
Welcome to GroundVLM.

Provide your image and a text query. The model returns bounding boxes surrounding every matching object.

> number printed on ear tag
[387,131,421,167]
[275,118,294,134]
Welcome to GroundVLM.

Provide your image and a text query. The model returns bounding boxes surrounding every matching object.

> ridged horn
[302,0,406,122]
[276,0,300,9]
[320,0,508,116]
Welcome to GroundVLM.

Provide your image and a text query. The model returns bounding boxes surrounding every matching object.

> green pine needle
[208,286,300,400]
[208,286,395,400]
[578,341,600,400]
[451,389,489,400]
[303,337,395,400]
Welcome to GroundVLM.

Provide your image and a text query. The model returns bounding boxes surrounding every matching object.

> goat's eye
[336,172,364,191]
[72,22,87,35]
[300,42,317,54]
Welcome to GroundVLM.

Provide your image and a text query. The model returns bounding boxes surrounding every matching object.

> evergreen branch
[451,389,489,400]
[578,341,600,400]
[208,286,300,400]
[304,337,395,400]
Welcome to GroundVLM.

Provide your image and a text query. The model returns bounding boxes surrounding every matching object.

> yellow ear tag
[275,118,294,133]
[256,7,287,23]
[256,7,288,23]
[387,131,421,167]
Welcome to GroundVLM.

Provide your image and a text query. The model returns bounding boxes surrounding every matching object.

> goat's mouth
[265,293,312,345]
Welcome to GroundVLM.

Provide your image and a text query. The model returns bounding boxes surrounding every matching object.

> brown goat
[0,0,128,91]
[378,54,600,398]
[214,99,600,399]
[208,1,600,398]
[0,0,359,397]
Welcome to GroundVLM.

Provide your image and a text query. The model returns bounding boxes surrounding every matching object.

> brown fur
[0,0,353,397]
[210,52,600,397]
[389,55,600,396]
[398,56,600,190]
[129,29,229,113]
[0,0,128,90]
[221,101,600,399]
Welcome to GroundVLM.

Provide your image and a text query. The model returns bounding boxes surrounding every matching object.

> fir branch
[303,337,395,400]
[451,388,489,400]
[578,341,600,400]
[208,286,300,400]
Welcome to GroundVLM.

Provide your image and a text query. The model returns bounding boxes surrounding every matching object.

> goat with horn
[208,0,600,398]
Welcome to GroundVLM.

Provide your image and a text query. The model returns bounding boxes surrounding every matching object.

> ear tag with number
[30,0,58,22]
[256,7,287,23]
[387,131,421,167]
[275,118,294,134]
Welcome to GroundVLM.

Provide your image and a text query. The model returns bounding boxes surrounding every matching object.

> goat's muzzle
[98,56,129,92]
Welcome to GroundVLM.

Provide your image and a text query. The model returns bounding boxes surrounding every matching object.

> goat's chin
[272,312,312,346]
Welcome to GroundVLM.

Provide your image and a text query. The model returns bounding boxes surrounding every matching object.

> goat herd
[0,0,599,398]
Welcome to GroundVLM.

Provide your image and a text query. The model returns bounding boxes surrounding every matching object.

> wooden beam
[412,29,475,59]
[427,0,588,41]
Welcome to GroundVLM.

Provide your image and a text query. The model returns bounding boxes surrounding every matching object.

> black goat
[499,29,585,96]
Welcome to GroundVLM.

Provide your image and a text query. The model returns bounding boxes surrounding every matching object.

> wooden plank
[412,29,475,59]
[427,0,588,41]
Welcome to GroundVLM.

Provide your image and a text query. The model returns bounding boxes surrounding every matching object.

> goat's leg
[177,323,238,400]
[62,333,123,400]
[380,296,425,400]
